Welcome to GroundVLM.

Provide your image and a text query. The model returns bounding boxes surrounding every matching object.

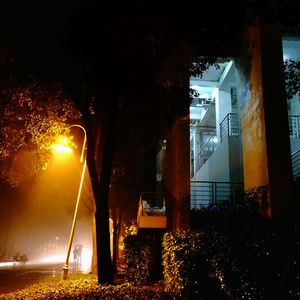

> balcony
[137,192,166,231]
[220,113,239,142]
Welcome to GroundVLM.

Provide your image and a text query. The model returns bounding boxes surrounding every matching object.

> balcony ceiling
[191,62,229,83]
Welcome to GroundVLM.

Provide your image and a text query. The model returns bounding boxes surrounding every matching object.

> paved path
[0,262,65,294]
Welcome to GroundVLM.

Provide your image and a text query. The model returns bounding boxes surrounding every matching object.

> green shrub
[190,191,299,300]
[210,222,300,299]
[123,234,151,285]
[162,231,223,299]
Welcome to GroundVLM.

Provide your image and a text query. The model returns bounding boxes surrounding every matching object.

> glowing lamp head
[51,136,73,154]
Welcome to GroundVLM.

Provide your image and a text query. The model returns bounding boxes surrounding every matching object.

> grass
[0,274,168,300]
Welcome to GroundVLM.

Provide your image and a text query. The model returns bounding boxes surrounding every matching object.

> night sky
[0,1,89,97]
[0,0,243,91]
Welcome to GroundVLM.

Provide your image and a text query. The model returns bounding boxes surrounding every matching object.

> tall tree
[63,0,244,283]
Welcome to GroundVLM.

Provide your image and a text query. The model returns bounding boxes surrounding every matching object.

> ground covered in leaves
[0,274,168,300]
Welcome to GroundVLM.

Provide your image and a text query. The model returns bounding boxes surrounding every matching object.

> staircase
[292,149,300,180]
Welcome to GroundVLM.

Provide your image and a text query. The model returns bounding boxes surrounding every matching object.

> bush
[123,234,151,285]
[211,222,300,299]
[189,190,300,299]
[162,231,224,299]
[163,224,299,299]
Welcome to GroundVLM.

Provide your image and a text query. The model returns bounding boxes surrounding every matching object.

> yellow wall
[239,24,296,221]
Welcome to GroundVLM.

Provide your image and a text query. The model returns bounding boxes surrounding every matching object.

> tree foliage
[284,59,300,99]
[0,78,81,186]
[246,0,300,32]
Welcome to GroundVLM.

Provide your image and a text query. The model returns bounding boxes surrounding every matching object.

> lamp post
[61,124,87,280]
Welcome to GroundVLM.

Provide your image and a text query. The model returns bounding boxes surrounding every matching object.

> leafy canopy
[0,78,81,186]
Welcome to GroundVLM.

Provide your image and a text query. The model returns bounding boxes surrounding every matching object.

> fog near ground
[0,152,95,263]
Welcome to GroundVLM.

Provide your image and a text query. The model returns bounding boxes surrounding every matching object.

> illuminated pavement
[0,262,87,295]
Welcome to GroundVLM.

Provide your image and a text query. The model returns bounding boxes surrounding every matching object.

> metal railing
[195,130,217,172]
[292,149,300,180]
[190,181,244,209]
[220,113,239,142]
[289,115,300,138]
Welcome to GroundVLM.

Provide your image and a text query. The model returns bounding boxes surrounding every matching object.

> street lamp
[60,124,87,280]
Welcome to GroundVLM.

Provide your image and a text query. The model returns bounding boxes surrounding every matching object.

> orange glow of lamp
[51,137,73,154]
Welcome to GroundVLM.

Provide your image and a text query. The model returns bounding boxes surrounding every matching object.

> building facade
[189,24,299,222]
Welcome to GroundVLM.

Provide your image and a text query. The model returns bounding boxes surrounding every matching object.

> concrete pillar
[237,23,296,222]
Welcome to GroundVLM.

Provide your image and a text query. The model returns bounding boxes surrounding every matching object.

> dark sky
[0,0,242,82]
[0,1,89,96]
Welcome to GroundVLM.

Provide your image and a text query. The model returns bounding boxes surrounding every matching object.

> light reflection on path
[0,260,91,295]
[0,262,63,294]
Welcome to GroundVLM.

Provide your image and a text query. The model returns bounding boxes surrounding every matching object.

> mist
[0,151,95,269]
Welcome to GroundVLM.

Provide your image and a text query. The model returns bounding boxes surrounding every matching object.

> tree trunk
[87,119,115,284]
[84,77,119,285]
[112,209,122,273]
[91,217,98,274]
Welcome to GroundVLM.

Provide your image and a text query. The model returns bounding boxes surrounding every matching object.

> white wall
[290,138,300,153]
[193,136,243,183]
[194,138,230,182]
